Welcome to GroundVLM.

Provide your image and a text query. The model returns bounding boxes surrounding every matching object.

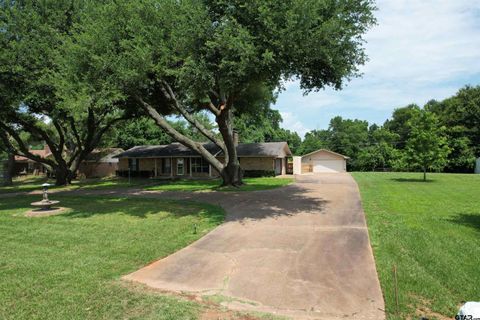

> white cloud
[279,112,310,138]
[274,0,480,133]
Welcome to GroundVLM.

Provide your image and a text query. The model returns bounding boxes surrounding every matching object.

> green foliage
[298,130,331,155]
[298,85,479,173]
[234,105,302,154]
[58,0,375,176]
[427,85,480,171]
[404,110,450,179]
[103,117,177,150]
[383,104,421,149]
[243,170,276,178]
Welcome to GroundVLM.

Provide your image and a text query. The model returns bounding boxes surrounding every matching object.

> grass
[352,172,480,320]
[0,176,294,195]
[0,194,225,319]
[145,177,294,192]
[0,175,156,194]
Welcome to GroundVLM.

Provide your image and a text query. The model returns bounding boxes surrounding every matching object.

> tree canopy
[0,1,129,185]
[60,0,376,185]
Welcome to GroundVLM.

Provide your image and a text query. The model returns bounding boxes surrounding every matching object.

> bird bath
[30,183,60,211]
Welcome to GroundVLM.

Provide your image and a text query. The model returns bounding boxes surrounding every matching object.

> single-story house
[13,145,51,175]
[77,148,124,178]
[293,149,349,174]
[114,142,292,178]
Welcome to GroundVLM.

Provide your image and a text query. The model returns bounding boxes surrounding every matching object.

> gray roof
[115,142,291,158]
[84,148,124,163]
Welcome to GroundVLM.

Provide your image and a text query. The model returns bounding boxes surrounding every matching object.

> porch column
[170,157,173,177]
[209,164,212,177]
[189,157,192,177]
[154,158,157,177]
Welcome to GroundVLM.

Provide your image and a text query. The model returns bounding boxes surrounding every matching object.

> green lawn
[0,195,225,319]
[352,172,480,320]
[0,176,293,194]
[0,175,156,194]
[145,177,293,192]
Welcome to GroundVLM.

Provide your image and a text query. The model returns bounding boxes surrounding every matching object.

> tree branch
[0,122,57,167]
[160,81,226,152]
[136,96,224,172]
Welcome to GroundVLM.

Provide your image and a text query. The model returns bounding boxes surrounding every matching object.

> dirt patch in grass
[413,305,451,320]
[407,295,453,320]
[24,207,70,217]
[121,281,282,320]
[200,308,259,320]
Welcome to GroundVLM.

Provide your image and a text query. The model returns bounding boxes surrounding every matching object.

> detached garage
[298,149,349,173]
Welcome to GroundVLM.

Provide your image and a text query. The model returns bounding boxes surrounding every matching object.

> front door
[176,158,184,175]
[275,158,282,175]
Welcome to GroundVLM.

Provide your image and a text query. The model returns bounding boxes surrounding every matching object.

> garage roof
[301,149,350,159]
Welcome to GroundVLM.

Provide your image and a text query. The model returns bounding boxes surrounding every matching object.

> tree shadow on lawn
[447,213,480,232]
[139,183,331,223]
[0,195,224,224]
[390,178,436,183]
[1,182,330,224]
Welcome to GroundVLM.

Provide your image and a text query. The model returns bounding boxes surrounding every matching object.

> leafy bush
[116,170,153,178]
[243,170,275,178]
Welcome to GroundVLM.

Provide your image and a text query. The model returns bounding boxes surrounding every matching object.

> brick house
[77,148,124,178]
[115,142,292,178]
[13,145,51,175]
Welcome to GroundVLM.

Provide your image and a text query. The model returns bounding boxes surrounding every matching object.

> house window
[176,158,184,175]
[191,158,209,173]
[128,158,139,171]
[162,158,171,174]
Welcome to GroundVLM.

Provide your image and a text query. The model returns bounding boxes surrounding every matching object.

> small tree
[404,110,450,181]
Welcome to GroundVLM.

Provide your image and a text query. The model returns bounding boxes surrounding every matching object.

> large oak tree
[62,0,376,185]
[0,1,129,185]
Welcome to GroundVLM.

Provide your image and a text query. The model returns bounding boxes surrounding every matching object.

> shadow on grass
[390,178,436,183]
[0,195,225,225]
[447,213,480,232]
[140,183,330,223]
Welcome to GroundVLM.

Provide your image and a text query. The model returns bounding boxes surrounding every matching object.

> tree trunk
[2,153,15,186]
[423,167,426,181]
[216,108,243,186]
[54,165,71,186]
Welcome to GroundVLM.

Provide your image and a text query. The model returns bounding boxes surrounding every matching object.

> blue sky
[274,0,480,137]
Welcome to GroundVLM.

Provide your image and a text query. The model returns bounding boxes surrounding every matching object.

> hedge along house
[115,142,292,178]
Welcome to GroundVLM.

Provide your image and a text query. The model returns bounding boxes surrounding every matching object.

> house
[114,142,292,178]
[293,149,349,174]
[13,145,123,178]
[13,145,51,175]
[475,157,480,174]
[77,148,124,178]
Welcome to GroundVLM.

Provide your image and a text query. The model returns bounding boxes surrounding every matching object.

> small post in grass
[393,264,399,315]
[193,224,197,234]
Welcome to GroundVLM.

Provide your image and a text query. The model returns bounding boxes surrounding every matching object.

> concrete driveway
[123,173,384,319]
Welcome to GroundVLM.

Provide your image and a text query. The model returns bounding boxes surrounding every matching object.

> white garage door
[313,160,344,173]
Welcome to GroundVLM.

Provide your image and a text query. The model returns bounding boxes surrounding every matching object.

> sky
[274,0,480,138]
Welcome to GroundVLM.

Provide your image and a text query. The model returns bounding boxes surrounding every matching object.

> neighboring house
[293,149,349,174]
[475,157,480,174]
[13,145,51,175]
[78,148,124,178]
[115,142,292,178]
